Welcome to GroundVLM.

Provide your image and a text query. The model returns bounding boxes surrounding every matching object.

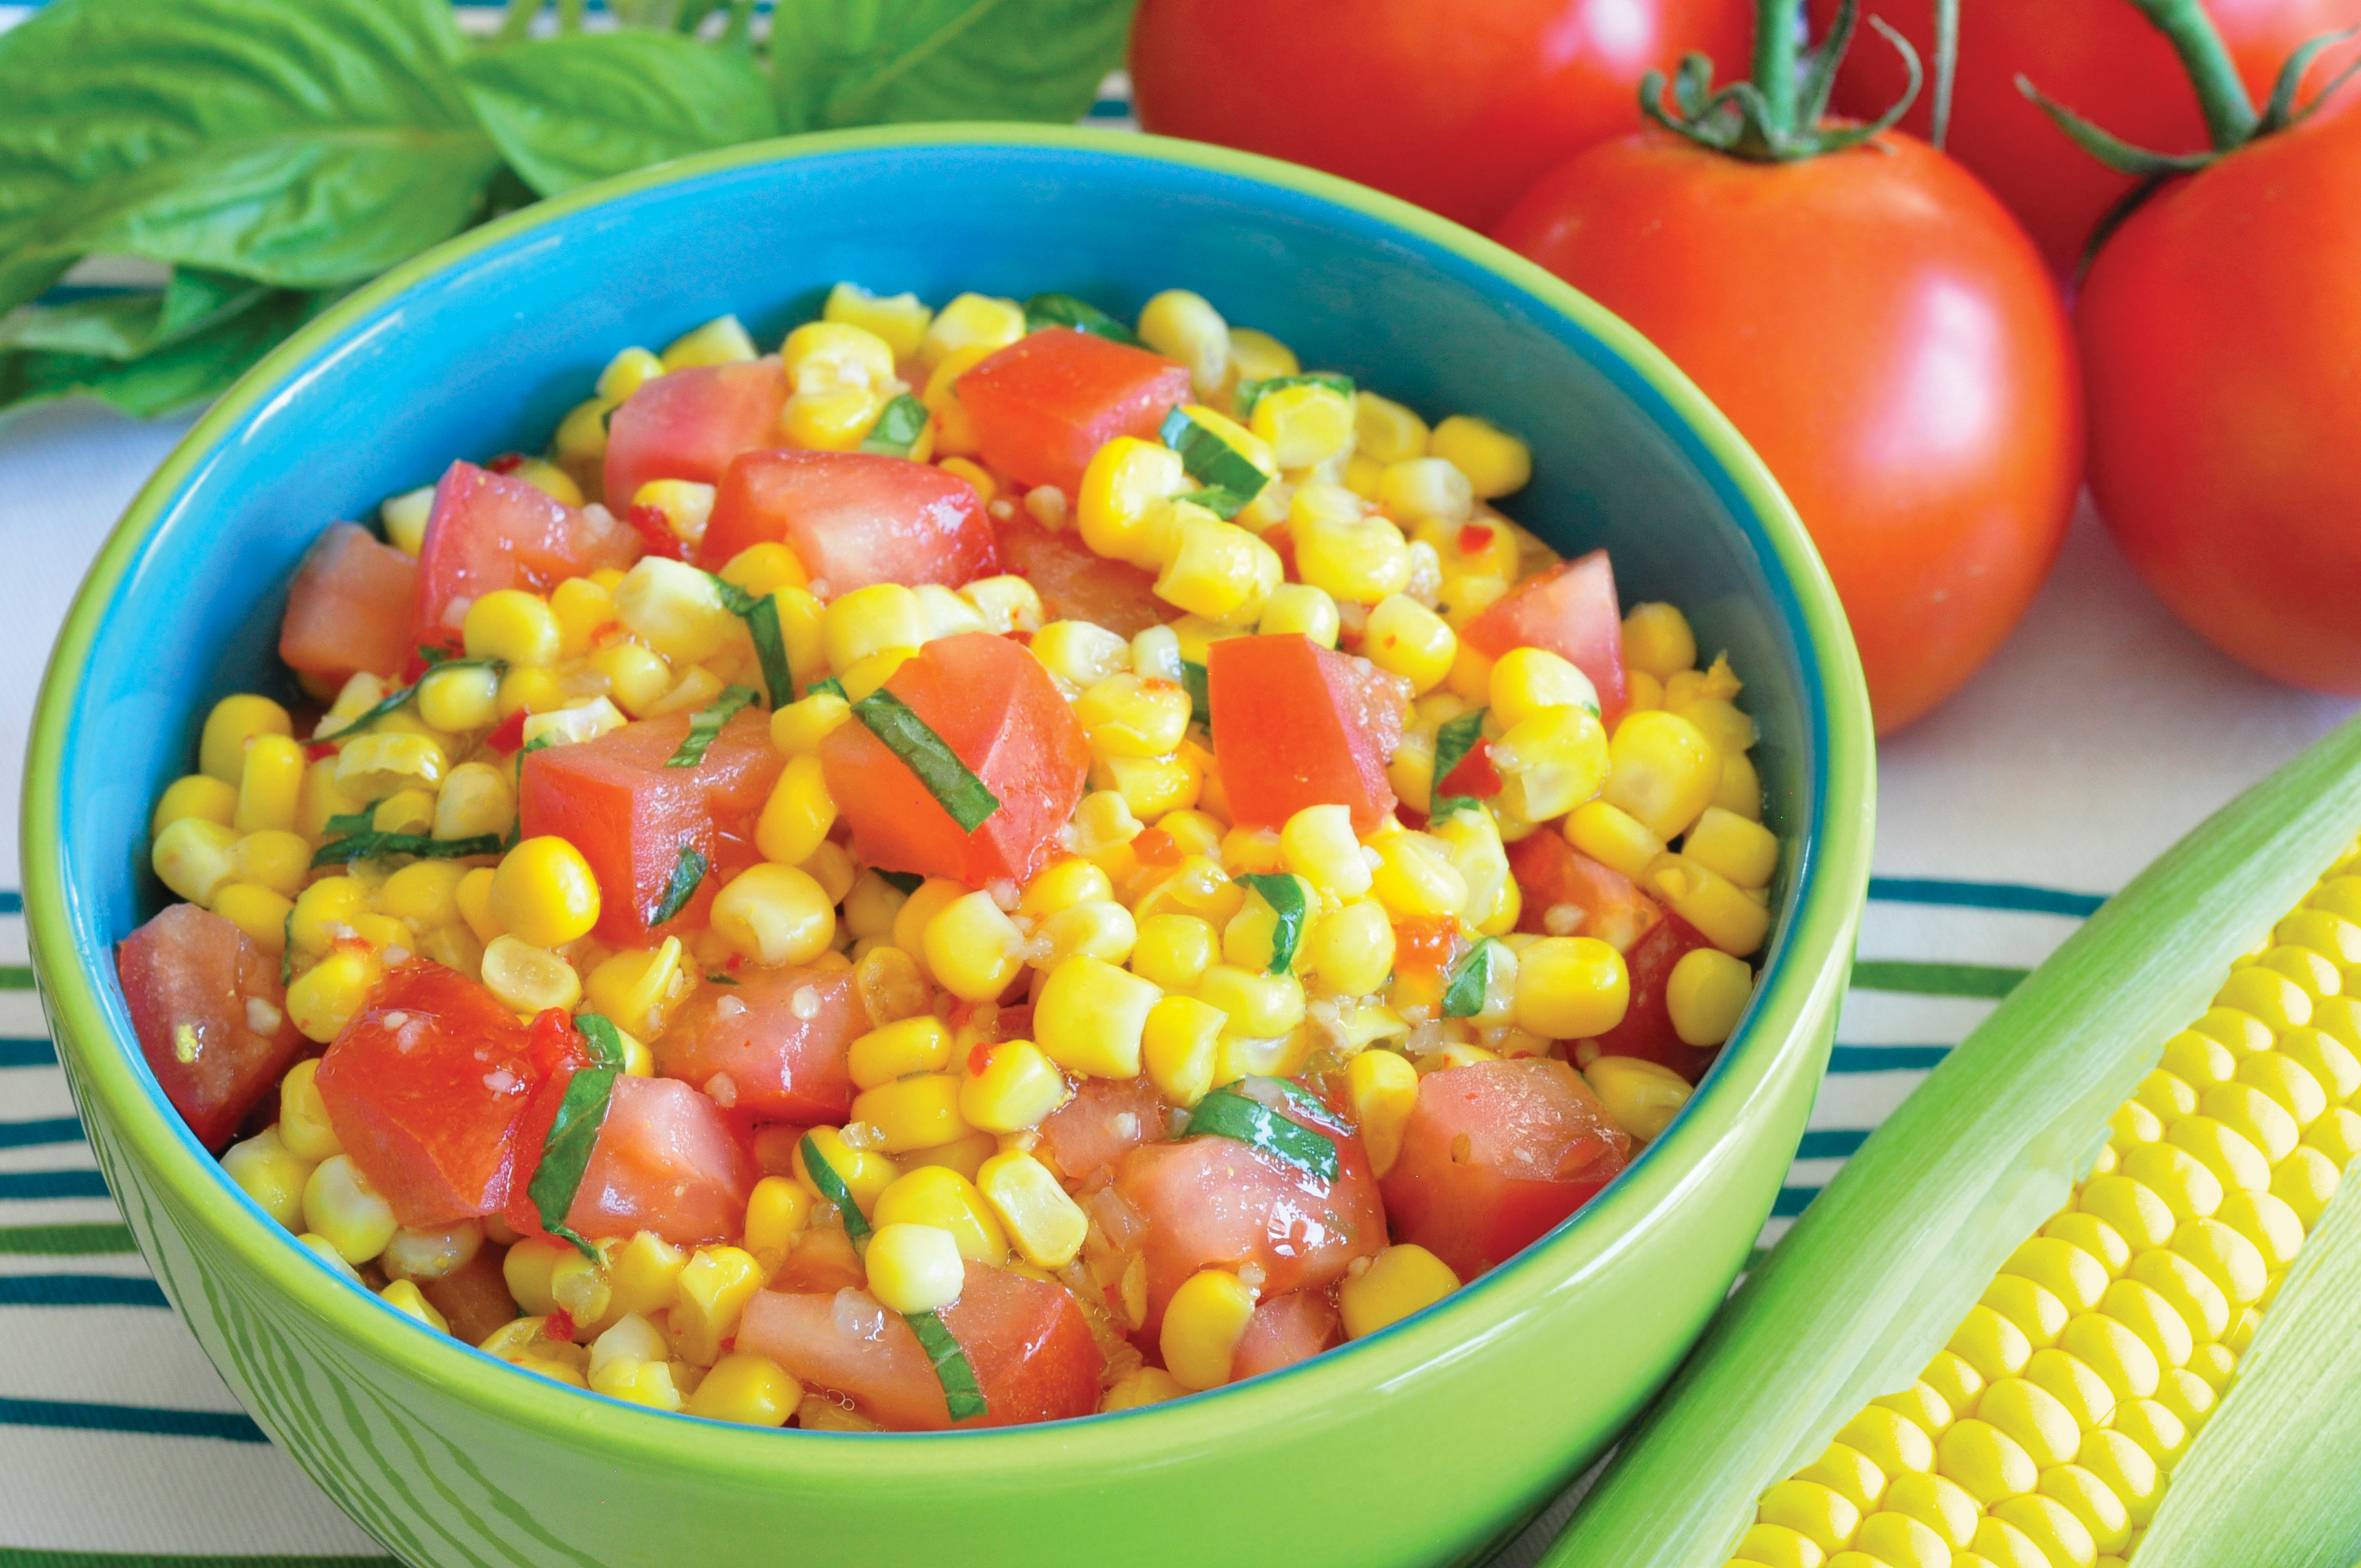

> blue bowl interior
[54,134,1824,1238]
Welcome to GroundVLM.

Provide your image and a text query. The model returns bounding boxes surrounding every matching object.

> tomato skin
[955,330,1194,498]
[1496,132,2083,733]
[1810,0,2361,276]
[603,358,788,511]
[1038,1073,1174,1186]
[116,904,305,1153]
[820,631,1091,887]
[991,507,1167,636]
[1129,0,1753,231]
[1591,910,1721,1083]
[416,1244,521,1346]
[653,963,866,1123]
[414,460,642,644]
[313,963,541,1228]
[1230,1289,1341,1383]
[1379,1059,1631,1280]
[279,523,418,686]
[562,1072,753,1246]
[696,449,998,592]
[1205,634,1407,832]
[1461,549,1628,723]
[517,707,782,945]
[2078,107,2361,692]
[1506,831,1662,954]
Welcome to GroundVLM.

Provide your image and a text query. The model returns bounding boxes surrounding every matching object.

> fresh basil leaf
[648,843,708,927]
[905,1306,988,1422]
[0,287,320,419]
[1175,486,1247,520]
[1234,372,1354,420]
[853,688,1000,833]
[528,1063,620,1257]
[1429,707,1490,821]
[573,1012,628,1072]
[798,1133,872,1242]
[874,868,924,894]
[1236,872,1308,975]
[706,572,793,708]
[1183,1086,1339,1183]
[665,684,758,769]
[1441,937,1498,1020]
[0,268,266,360]
[1159,404,1269,503]
[1179,661,1211,731]
[309,829,505,868]
[857,392,930,458]
[1023,292,1139,346]
[456,31,777,200]
[769,0,1131,132]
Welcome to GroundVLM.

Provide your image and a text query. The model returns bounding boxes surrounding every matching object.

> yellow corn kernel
[947,571,1036,635]
[377,1278,450,1334]
[919,890,1025,1003]
[823,281,932,358]
[1352,390,1427,465]
[918,343,992,458]
[1133,288,1229,399]
[710,863,835,968]
[2166,1112,2269,1194]
[1606,709,1719,841]
[889,880,969,976]
[1015,857,1111,920]
[377,859,466,932]
[231,733,305,835]
[333,731,448,802]
[545,573,614,653]
[1347,1048,1420,1178]
[864,1222,966,1315]
[1092,751,1203,820]
[1127,993,1217,1108]
[211,882,292,952]
[1685,806,1780,891]
[1758,1480,1862,1556]
[463,589,561,668]
[1161,1267,1258,1392]
[1267,804,1368,900]
[1484,650,1592,732]
[1564,799,1667,884]
[1378,456,1473,524]
[590,1354,683,1410]
[613,556,736,664]
[1428,415,1530,499]
[489,836,601,948]
[1937,1418,2037,1506]
[583,939,684,1038]
[287,948,385,1043]
[1035,955,1161,1078]
[920,292,1025,366]
[1514,936,1629,1040]
[1370,832,1468,920]
[2216,965,2311,1031]
[480,935,582,1015]
[222,1127,313,1230]
[153,773,239,837]
[1358,594,1455,695]
[2307,1105,2361,1166]
[1251,382,1356,471]
[1492,704,1609,823]
[846,1016,953,1093]
[303,1153,397,1264]
[2240,1048,2330,1121]
[1101,1365,1189,1414]
[1797,1442,1886,1513]
[1196,964,1308,1039]
[374,482,435,555]
[1077,672,1192,759]
[960,1039,1073,1133]
[287,875,366,955]
[741,1179,813,1265]
[1132,913,1218,992]
[769,692,850,762]
[1622,602,1699,680]
[661,314,757,369]
[822,584,928,672]
[669,1246,764,1365]
[850,1073,971,1155]
[582,642,665,719]
[2202,1080,2299,1162]
[200,694,293,783]
[1302,899,1397,998]
[1668,946,1755,1047]
[598,1232,683,1320]
[1037,899,1138,968]
[976,1149,1089,1268]
[1717,749,1766,821]
[1078,435,1189,569]
[1155,512,1282,625]
[1584,1055,1693,1143]
[874,1166,1007,1265]
[150,816,238,905]
[1334,1245,1457,1343]
[1647,852,1773,959]
[676,1350,797,1427]
[1291,487,1414,605]
[1983,1273,2069,1349]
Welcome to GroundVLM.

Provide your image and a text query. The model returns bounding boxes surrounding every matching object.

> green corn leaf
[853,688,999,833]
[1235,872,1308,976]
[904,1306,988,1421]
[1548,713,2361,1567]
[1023,291,1139,345]
[769,0,1131,134]
[648,843,708,928]
[1183,1085,1338,1183]
[1159,404,1270,503]
[1429,706,1489,821]
[1233,371,1353,419]
[456,30,777,199]
[527,1063,620,1258]
[1440,937,1498,1020]
[799,1133,872,1242]
[665,684,758,769]
[858,392,931,458]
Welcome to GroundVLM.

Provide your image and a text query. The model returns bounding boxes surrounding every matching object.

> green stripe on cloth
[0,1555,394,1568]
[1,965,34,990]
[0,1223,136,1255]
[1849,959,2028,998]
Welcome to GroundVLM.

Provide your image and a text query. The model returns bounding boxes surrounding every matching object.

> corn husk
[1546,714,2361,1567]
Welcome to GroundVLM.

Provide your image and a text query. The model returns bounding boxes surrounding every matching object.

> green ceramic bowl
[23,126,1872,1568]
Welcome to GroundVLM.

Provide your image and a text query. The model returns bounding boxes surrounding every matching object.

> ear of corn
[1548,714,2361,1568]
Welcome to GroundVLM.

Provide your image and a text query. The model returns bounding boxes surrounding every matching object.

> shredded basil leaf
[1023,291,1140,346]
[665,684,758,769]
[1175,486,1249,520]
[706,573,793,709]
[852,688,1000,833]
[1158,404,1269,503]
[1429,706,1490,821]
[324,658,507,741]
[798,1133,872,1243]
[648,843,708,927]
[1234,372,1354,420]
[573,1011,628,1072]
[905,1306,989,1421]
[528,1061,620,1258]
[279,910,294,987]
[416,643,454,668]
[705,971,739,985]
[1183,1086,1339,1183]
[520,733,556,756]
[809,676,849,701]
[1442,937,1500,1020]
[1180,661,1212,732]
[309,829,504,870]
[875,868,925,894]
[858,393,931,457]
[1235,872,1308,976]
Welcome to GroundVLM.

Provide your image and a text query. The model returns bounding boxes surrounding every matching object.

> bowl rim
[22,121,1872,1484]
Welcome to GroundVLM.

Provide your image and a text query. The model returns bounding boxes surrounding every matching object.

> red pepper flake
[625,502,686,562]
[1006,629,1034,647]
[1457,524,1496,556]
[545,1307,577,1343]
[1437,738,1504,799]
[486,452,528,476]
[590,620,625,647]
[304,741,339,761]
[485,709,528,754]
[1131,827,1181,867]
[968,1042,997,1078]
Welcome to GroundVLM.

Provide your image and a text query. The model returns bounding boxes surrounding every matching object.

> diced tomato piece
[1379,1059,1631,1280]
[278,523,418,686]
[415,460,642,643]
[314,963,540,1228]
[737,1261,1103,1430]
[767,1224,864,1294]
[1437,738,1503,800]
[820,631,1089,885]
[417,1244,521,1346]
[991,507,1167,636]
[1592,911,1724,1084]
[1507,832,1664,953]
[1114,1092,1386,1341]
[561,1073,752,1246]
[517,707,782,944]
[1038,1075,1173,1186]
[1207,634,1407,833]
[653,964,864,1123]
[603,358,789,512]
[1390,914,1465,981]
[1231,1290,1341,1383]
[957,330,1194,497]
[1461,548,1628,724]
[697,450,997,592]
[115,904,305,1153]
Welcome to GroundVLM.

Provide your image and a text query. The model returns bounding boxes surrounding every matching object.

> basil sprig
[321,656,507,743]
[648,843,708,927]
[664,684,758,769]
[1184,1083,1341,1183]
[310,810,504,869]
[1428,707,1490,821]
[1234,372,1354,420]
[859,393,932,458]
[1234,873,1308,975]
[707,575,793,711]
[853,688,1000,833]
[1442,937,1501,1020]
[526,1013,628,1259]
[1022,291,1140,345]
[1158,405,1270,504]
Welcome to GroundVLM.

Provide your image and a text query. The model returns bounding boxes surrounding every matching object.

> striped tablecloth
[3,90,2355,1568]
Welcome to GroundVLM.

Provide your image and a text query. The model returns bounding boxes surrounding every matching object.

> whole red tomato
[1495,132,2083,733]
[2078,103,2361,692]
[1809,0,2361,275]
[1128,0,1755,231]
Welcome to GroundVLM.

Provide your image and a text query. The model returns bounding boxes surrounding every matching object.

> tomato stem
[2126,0,2259,150]
[1751,0,1804,137]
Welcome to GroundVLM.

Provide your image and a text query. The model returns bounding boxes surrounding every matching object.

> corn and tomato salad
[117,282,1779,1431]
